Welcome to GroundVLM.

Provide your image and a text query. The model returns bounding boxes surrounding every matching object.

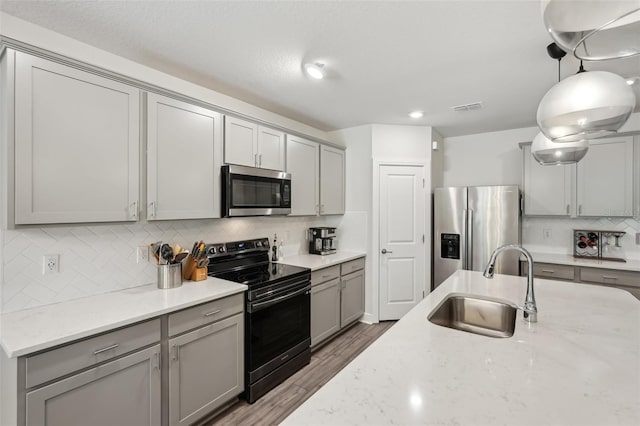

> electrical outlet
[543,229,552,240]
[43,254,59,274]
[636,233,640,245]
[137,246,150,263]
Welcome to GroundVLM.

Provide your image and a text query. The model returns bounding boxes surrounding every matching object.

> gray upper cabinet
[522,144,574,216]
[576,136,634,217]
[168,313,244,426]
[146,93,222,220]
[522,136,635,218]
[320,145,346,215]
[224,116,285,170]
[13,51,140,224]
[286,135,320,216]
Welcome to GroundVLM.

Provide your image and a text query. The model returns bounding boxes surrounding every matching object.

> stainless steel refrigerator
[433,185,521,288]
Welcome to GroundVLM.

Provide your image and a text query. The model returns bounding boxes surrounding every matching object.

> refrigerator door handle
[467,208,474,270]
[462,208,467,270]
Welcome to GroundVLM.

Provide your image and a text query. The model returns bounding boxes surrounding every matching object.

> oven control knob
[255,241,262,247]
[218,246,225,254]
[207,247,216,256]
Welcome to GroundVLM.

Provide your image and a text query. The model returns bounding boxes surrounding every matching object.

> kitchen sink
[428,293,517,338]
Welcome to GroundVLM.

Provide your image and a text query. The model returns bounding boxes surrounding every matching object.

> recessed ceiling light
[304,63,325,80]
[409,111,424,118]
[626,77,637,85]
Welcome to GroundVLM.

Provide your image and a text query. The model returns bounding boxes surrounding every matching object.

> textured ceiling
[1,0,639,137]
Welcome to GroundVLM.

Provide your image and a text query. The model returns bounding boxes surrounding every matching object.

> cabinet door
[14,51,140,224]
[286,135,320,216]
[311,278,341,347]
[224,116,257,167]
[26,345,161,426]
[257,126,285,170]
[169,313,244,426]
[576,136,634,217]
[340,270,364,328]
[147,93,222,220]
[522,144,573,216]
[320,145,345,215]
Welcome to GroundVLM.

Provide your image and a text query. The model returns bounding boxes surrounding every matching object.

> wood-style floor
[206,321,396,426]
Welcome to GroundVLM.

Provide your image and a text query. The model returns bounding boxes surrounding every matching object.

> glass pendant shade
[536,71,636,142]
[531,132,588,165]
[543,0,640,61]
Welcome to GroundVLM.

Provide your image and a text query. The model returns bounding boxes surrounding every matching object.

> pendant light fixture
[536,68,636,142]
[542,0,640,61]
[532,43,589,165]
[531,132,588,165]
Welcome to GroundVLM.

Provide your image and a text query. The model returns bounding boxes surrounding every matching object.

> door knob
[381,249,393,254]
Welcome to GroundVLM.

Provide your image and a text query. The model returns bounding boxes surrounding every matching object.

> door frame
[372,160,429,323]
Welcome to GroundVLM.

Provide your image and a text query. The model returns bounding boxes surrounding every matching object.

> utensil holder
[157,263,183,289]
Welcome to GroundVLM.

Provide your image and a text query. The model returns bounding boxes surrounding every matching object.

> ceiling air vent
[451,101,483,112]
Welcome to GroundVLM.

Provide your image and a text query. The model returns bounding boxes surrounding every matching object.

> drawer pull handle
[321,274,331,279]
[93,344,119,355]
[541,269,555,273]
[204,309,222,317]
[602,275,618,280]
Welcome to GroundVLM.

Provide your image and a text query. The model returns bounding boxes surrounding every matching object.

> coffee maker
[308,227,337,255]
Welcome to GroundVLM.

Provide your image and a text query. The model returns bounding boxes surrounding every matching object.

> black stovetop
[205,238,310,289]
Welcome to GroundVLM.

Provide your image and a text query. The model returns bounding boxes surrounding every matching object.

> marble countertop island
[283,270,640,425]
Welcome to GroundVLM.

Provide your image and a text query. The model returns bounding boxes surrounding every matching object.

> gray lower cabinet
[25,345,161,426]
[522,260,640,300]
[168,313,244,426]
[311,257,365,348]
[311,278,341,346]
[340,269,365,328]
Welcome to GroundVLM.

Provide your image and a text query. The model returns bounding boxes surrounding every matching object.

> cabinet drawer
[579,267,640,287]
[311,265,340,287]
[168,293,243,337]
[531,262,575,281]
[26,318,160,389]
[341,257,365,276]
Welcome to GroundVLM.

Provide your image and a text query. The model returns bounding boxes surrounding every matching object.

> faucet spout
[483,244,537,323]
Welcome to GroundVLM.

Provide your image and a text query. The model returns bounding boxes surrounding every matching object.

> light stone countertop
[276,251,366,271]
[0,277,247,358]
[282,270,640,426]
[527,251,640,272]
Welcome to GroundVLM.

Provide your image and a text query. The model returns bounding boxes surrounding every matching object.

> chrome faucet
[483,244,537,323]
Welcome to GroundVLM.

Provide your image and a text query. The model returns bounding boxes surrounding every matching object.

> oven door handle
[249,285,310,313]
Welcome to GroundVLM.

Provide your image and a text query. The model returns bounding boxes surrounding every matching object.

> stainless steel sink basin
[428,293,517,338]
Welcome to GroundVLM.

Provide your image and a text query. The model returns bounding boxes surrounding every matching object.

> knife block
[191,267,207,281]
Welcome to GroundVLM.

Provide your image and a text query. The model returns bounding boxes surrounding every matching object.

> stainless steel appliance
[308,227,337,255]
[433,185,521,288]
[222,165,291,217]
[206,238,311,403]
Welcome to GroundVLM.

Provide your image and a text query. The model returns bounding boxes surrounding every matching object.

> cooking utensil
[160,244,174,264]
[173,252,189,263]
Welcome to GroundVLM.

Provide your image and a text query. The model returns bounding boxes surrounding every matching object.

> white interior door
[379,165,426,320]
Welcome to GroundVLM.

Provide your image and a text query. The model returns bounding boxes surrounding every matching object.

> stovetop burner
[210,262,309,287]
[205,238,310,288]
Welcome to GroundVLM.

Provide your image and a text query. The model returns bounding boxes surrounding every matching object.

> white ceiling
[1,0,639,137]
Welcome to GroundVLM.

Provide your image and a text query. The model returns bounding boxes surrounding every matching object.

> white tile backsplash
[1,215,341,313]
[523,217,640,260]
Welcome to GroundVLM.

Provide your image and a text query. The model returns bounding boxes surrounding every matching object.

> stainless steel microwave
[222,165,291,217]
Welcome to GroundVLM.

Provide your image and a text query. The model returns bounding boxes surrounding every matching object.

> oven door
[246,282,310,383]
[222,165,291,217]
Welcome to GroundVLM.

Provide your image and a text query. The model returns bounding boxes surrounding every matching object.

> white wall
[442,116,640,260]
[443,126,538,188]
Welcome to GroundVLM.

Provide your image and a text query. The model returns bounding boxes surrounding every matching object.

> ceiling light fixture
[409,111,424,119]
[542,0,640,61]
[304,63,325,79]
[531,132,589,165]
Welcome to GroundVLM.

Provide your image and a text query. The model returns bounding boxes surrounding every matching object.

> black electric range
[206,238,311,403]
